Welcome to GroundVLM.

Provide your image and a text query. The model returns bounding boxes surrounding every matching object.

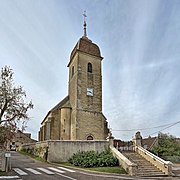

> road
[9,151,133,180]
[2,151,179,180]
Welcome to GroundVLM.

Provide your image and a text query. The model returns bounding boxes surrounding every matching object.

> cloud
[1,0,180,141]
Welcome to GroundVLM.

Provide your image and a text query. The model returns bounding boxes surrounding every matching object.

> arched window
[87,135,93,140]
[72,66,74,77]
[87,63,92,73]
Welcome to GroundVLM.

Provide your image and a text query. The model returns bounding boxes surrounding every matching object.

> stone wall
[0,144,6,171]
[47,140,109,162]
[60,108,71,140]
[0,150,5,171]
[21,140,109,163]
[77,110,105,140]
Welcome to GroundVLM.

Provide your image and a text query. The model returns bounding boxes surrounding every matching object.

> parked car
[10,144,16,151]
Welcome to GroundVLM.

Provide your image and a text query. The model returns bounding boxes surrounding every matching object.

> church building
[38,15,109,141]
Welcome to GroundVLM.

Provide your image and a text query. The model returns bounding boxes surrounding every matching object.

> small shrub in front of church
[68,150,118,168]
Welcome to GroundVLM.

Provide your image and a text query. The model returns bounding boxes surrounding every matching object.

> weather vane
[83,10,87,37]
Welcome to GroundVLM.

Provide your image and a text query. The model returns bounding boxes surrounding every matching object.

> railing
[116,146,134,152]
[135,145,172,176]
[110,145,137,176]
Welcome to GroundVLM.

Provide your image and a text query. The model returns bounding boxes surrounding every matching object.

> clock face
[87,88,93,96]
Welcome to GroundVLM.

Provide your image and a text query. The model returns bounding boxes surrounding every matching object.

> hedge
[68,150,118,168]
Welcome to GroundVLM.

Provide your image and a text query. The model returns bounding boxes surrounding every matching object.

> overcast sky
[0,0,180,140]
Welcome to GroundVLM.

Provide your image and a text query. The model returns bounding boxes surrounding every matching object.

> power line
[112,120,180,132]
[147,120,180,136]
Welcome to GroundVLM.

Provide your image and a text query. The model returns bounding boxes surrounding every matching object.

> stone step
[138,164,159,168]
[122,151,165,177]
[136,173,166,177]
[127,159,152,164]
[138,164,158,167]
[136,171,165,175]
[138,167,161,172]
[137,168,162,173]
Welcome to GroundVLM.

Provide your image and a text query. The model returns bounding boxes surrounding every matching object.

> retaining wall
[21,140,109,163]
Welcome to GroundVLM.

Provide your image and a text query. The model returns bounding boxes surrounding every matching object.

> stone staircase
[122,151,167,177]
[172,164,180,177]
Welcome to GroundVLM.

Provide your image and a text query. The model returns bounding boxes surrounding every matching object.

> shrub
[162,156,180,163]
[68,150,118,168]
[20,147,27,153]
[151,133,180,157]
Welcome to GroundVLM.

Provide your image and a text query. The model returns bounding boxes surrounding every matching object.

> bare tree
[0,66,33,142]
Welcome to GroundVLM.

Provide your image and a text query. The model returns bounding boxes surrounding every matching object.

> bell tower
[67,12,108,140]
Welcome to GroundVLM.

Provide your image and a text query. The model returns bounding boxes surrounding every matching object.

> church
[38,15,109,141]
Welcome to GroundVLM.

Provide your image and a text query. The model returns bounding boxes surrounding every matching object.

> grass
[85,166,126,174]
[18,150,46,162]
[59,162,127,174]
[0,171,7,176]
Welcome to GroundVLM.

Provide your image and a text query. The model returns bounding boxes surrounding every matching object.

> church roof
[41,96,71,125]
[67,37,103,67]
[50,96,71,111]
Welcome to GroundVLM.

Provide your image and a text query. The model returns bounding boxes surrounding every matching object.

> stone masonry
[39,34,109,141]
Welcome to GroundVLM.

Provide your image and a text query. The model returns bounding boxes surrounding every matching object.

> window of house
[88,63,92,73]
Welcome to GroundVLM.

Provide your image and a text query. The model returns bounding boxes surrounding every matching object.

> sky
[0,0,180,141]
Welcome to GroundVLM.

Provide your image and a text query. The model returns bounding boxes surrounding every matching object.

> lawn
[59,162,126,174]
[85,166,126,174]
[0,171,7,176]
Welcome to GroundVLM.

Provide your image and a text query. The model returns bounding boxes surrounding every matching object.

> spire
[83,11,87,37]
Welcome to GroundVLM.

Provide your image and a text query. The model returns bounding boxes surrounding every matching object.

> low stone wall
[20,141,49,160]
[0,144,6,171]
[34,141,48,159]
[0,150,5,171]
[47,140,109,162]
[21,140,109,163]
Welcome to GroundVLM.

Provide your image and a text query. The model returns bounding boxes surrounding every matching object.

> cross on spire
[83,11,87,37]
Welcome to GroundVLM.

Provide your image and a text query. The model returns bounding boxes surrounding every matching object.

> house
[8,130,37,150]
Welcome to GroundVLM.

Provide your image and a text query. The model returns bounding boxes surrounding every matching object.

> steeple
[83,11,87,38]
[67,12,103,67]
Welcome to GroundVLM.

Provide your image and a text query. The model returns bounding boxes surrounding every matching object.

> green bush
[68,150,118,168]
[162,156,180,163]
[151,133,180,157]
[20,147,34,155]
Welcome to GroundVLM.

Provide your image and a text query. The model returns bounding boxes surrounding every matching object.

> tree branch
[0,98,8,122]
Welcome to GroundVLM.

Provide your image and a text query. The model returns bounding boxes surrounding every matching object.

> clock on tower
[87,88,93,96]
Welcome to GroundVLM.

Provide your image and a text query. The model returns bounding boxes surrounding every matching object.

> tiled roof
[142,137,158,150]
[68,37,102,67]
[50,96,70,111]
